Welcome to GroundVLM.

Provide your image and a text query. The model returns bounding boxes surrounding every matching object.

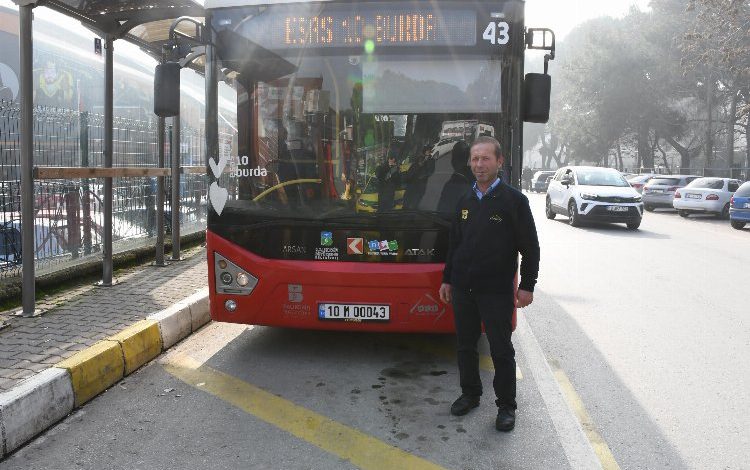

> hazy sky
[526,0,652,40]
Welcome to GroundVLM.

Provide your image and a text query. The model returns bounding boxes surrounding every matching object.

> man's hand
[516,289,533,308]
[439,283,452,304]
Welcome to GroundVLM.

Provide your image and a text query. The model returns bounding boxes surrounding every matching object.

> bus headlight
[237,272,250,287]
[214,252,258,295]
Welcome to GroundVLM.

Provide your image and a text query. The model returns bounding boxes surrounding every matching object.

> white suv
[546,166,644,230]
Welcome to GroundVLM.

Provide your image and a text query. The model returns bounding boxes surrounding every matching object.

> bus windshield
[211,1,512,225]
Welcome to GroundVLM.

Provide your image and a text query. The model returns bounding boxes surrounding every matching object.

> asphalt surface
[3,194,748,469]
[524,193,749,469]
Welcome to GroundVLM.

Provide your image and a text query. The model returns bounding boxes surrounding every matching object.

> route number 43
[483,21,510,45]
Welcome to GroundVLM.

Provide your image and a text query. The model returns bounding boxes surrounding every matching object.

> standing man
[438,136,540,432]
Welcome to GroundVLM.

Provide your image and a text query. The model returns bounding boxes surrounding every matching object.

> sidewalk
[0,247,207,392]
[0,245,207,392]
[1,245,212,458]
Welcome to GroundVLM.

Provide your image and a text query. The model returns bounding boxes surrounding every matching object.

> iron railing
[0,100,235,277]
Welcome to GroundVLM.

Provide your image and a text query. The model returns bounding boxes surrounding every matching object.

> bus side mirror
[523,73,551,123]
[154,62,181,117]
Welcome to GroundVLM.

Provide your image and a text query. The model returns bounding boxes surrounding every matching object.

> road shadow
[525,289,690,469]
[549,218,671,239]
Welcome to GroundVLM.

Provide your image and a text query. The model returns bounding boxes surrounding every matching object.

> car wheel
[545,197,556,220]
[568,200,580,227]
[644,205,654,212]
[720,203,730,219]
[678,210,689,218]
[626,219,641,230]
[730,220,745,230]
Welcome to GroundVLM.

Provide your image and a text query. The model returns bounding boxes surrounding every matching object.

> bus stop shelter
[13,0,206,316]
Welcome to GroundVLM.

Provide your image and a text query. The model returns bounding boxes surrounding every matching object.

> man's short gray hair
[471,136,503,159]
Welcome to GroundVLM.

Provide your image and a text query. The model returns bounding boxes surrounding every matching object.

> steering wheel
[252,178,322,202]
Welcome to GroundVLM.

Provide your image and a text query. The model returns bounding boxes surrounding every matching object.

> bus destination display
[234,7,477,49]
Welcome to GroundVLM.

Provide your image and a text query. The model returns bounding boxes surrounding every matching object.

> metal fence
[636,167,750,181]
[0,100,235,278]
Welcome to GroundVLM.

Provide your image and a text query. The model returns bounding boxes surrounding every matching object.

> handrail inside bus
[252,179,322,201]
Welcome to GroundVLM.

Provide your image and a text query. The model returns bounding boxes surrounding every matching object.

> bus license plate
[607,206,629,212]
[318,303,390,321]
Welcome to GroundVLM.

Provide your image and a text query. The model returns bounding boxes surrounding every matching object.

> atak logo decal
[405,248,436,256]
[320,231,333,247]
[347,238,364,255]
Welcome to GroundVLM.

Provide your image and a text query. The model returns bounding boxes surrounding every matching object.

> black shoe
[495,405,515,431]
[450,394,480,416]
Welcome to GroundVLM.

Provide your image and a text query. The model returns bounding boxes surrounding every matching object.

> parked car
[642,175,700,211]
[530,170,556,192]
[729,181,750,229]
[546,166,643,229]
[627,174,656,193]
[673,177,742,218]
[431,137,459,159]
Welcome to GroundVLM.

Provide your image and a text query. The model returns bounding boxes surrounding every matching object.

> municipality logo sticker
[368,240,380,252]
[321,231,333,246]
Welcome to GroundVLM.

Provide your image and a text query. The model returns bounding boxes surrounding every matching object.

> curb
[0,287,210,459]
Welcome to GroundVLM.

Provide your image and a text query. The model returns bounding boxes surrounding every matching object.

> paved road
[524,193,749,469]
[3,195,748,469]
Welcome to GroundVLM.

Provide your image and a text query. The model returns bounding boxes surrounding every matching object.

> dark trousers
[452,288,517,409]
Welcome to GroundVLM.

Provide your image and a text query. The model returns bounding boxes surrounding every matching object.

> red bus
[192,0,553,332]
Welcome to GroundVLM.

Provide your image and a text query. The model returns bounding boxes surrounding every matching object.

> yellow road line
[164,354,446,470]
[548,360,620,470]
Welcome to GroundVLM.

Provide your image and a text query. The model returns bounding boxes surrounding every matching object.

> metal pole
[80,111,92,255]
[205,16,219,220]
[154,117,166,265]
[19,4,35,316]
[171,114,182,260]
[99,34,115,286]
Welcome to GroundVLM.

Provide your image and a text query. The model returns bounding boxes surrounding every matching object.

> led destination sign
[228,6,478,49]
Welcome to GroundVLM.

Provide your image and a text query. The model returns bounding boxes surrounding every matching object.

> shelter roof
[21,0,204,61]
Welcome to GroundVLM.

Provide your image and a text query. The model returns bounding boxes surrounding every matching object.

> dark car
[530,171,555,193]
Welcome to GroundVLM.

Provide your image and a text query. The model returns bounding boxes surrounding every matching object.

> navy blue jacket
[442,181,540,294]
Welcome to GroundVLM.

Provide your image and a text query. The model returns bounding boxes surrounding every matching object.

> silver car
[642,175,700,211]
[627,174,656,194]
[673,178,743,218]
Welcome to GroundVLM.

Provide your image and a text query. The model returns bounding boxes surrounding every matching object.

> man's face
[470,143,503,185]
[388,157,396,167]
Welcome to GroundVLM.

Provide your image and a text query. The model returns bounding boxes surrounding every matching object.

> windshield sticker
[347,238,364,255]
[315,247,339,260]
[229,156,269,178]
[367,239,398,256]
[321,231,333,246]
[405,248,435,256]
[209,182,228,216]
[282,245,307,255]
